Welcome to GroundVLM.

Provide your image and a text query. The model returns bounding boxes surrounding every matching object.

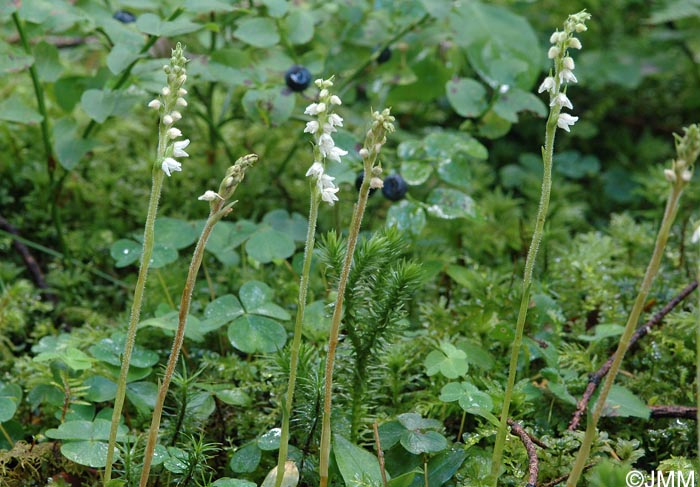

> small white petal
[178,88,188,96]
[664,168,677,183]
[681,169,693,182]
[559,69,578,84]
[319,89,329,98]
[691,225,700,244]
[173,139,190,158]
[548,46,560,59]
[359,148,370,159]
[537,76,556,94]
[198,190,223,201]
[161,157,182,176]
[305,162,324,178]
[321,188,339,204]
[162,115,173,125]
[304,121,319,134]
[369,177,384,189]
[161,87,171,96]
[328,146,348,163]
[328,113,344,127]
[568,37,582,49]
[171,110,182,121]
[557,112,578,132]
[562,56,575,70]
[550,93,573,110]
[167,127,182,139]
[148,99,161,109]
[329,95,342,105]
[176,97,188,107]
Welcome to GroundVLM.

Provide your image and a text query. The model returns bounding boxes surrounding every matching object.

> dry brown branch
[568,280,698,430]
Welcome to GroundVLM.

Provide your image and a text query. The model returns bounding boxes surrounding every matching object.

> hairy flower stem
[319,160,374,487]
[490,106,560,485]
[566,185,684,487]
[275,184,320,487]
[139,200,234,487]
[104,127,168,484]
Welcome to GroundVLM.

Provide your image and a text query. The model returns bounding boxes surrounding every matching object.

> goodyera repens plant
[319,107,395,487]
[275,77,347,487]
[140,154,258,487]
[566,124,700,487]
[104,43,189,484]
[490,11,590,486]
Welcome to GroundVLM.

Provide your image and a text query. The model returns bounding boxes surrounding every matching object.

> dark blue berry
[285,65,312,92]
[382,174,408,201]
[376,47,392,64]
[355,171,377,197]
[113,10,136,23]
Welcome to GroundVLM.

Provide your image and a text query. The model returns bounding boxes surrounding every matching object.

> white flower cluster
[148,43,190,177]
[537,11,591,132]
[303,78,347,205]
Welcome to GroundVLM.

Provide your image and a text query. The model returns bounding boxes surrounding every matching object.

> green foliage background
[1,0,699,486]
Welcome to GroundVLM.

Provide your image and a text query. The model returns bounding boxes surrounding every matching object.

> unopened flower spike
[538,10,591,134]
[302,77,347,206]
[664,124,700,186]
[151,42,190,177]
[217,153,259,202]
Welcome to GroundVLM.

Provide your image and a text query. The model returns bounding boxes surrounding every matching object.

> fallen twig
[568,280,698,430]
[540,465,594,487]
[649,405,696,420]
[0,214,57,304]
[508,419,540,487]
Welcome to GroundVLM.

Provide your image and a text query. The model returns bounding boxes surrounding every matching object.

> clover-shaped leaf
[45,419,127,468]
[228,315,286,354]
[424,343,468,379]
[89,333,158,368]
[0,383,22,422]
[439,382,497,425]
[239,281,291,321]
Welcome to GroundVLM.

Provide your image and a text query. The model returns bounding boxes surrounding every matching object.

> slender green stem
[104,123,169,483]
[140,202,233,486]
[697,264,700,463]
[0,423,14,447]
[275,183,320,487]
[490,107,559,485]
[11,12,54,173]
[156,269,175,309]
[11,12,67,257]
[566,185,683,487]
[319,159,373,487]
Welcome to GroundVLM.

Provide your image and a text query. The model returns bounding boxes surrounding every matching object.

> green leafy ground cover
[1,1,699,486]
